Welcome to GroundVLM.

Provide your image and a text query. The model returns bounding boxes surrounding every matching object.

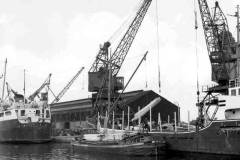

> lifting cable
[145,54,148,89]
[155,0,161,93]
[108,13,133,43]
[81,71,85,90]
[108,0,144,44]
[194,0,200,103]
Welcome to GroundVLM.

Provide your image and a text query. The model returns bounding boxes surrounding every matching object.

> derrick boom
[28,74,52,101]
[51,67,84,104]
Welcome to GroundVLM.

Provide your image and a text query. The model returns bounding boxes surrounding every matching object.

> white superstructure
[0,99,51,124]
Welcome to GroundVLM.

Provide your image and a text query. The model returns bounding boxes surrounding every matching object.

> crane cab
[88,71,124,92]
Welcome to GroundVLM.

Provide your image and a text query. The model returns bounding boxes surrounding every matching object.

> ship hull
[151,120,240,155]
[0,119,52,143]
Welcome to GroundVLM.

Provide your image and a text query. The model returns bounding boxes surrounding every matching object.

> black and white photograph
[0,0,239,159]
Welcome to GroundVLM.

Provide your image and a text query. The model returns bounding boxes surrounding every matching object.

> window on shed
[21,110,25,116]
[36,110,40,116]
[5,111,11,116]
[231,89,236,96]
[46,110,50,118]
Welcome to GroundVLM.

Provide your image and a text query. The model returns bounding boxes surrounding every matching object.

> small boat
[72,132,165,156]
[71,96,165,156]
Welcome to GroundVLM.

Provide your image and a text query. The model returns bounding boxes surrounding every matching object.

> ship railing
[202,84,218,92]
[202,85,209,92]
[229,78,240,88]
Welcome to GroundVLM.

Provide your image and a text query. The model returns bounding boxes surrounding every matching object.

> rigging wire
[155,0,161,94]
[108,0,144,43]
[81,71,85,90]
[194,0,200,103]
[108,13,133,43]
[144,55,148,89]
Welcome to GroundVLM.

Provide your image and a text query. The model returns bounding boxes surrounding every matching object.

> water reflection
[0,143,238,160]
[162,151,239,160]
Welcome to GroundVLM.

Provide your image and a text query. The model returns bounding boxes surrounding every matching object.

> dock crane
[28,74,52,101]
[88,0,152,115]
[197,0,237,127]
[51,67,85,104]
[198,0,236,90]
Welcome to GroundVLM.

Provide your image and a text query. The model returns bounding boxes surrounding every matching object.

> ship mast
[104,50,111,129]
[23,69,26,105]
[1,58,7,101]
[237,5,240,77]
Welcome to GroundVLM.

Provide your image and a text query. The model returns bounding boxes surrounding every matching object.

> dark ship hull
[151,120,240,155]
[0,119,52,143]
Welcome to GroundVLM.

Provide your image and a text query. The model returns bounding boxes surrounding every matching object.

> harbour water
[0,143,238,160]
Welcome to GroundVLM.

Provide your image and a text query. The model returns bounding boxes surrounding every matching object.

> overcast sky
[0,0,239,121]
